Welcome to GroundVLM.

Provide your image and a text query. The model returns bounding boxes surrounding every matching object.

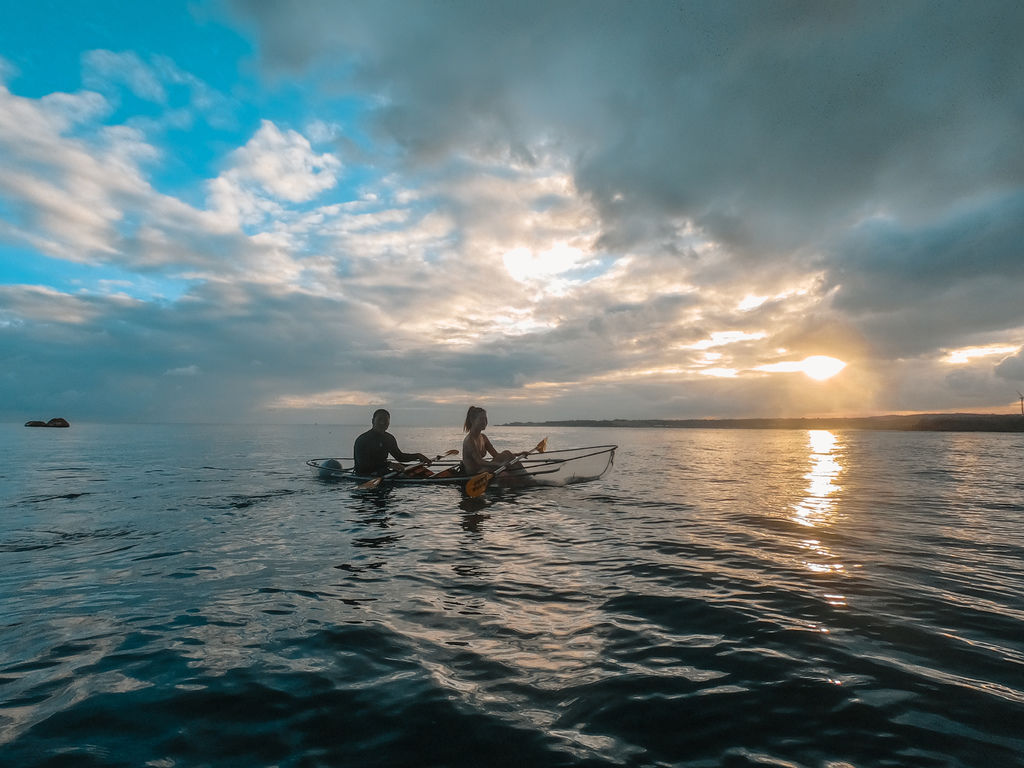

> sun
[755,355,847,380]
[800,356,847,381]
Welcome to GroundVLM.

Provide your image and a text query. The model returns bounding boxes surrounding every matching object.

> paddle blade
[536,437,548,453]
[356,476,383,490]
[465,472,493,497]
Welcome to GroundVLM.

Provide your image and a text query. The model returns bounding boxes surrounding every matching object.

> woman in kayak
[462,406,525,476]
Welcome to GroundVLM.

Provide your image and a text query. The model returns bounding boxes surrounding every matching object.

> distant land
[503,413,1024,432]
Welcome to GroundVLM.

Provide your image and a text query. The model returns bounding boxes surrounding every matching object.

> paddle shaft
[357,449,457,490]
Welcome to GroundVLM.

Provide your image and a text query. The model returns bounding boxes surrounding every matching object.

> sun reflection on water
[793,430,842,528]
[792,431,848,582]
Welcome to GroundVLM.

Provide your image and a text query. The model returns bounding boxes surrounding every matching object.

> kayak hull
[306,445,616,490]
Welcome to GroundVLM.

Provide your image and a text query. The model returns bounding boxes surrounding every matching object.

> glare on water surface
[791,430,848,582]
[793,430,843,527]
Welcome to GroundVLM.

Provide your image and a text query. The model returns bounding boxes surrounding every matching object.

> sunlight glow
[943,344,1020,364]
[494,308,555,336]
[503,242,588,283]
[686,330,768,350]
[269,389,380,408]
[802,356,847,380]
[737,294,768,311]
[757,355,846,381]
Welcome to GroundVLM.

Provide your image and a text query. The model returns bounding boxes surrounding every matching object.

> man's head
[371,409,390,433]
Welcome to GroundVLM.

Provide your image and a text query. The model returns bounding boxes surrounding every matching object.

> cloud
[150,54,236,129]
[830,193,1024,313]
[228,120,341,203]
[232,1,1024,245]
[77,49,237,134]
[231,0,1024,268]
[0,55,16,83]
[83,50,167,103]
[0,284,134,326]
[165,365,200,376]
[995,351,1024,383]
[207,120,342,228]
[0,82,299,285]
[214,0,1024,416]
[2,280,365,422]
[39,89,111,127]
[0,85,133,260]
[4,5,1023,424]
[825,191,1024,357]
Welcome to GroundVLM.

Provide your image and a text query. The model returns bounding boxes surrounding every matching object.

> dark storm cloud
[995,351,1024,383]
[826,191,1024,356]
[830,192,1024,310]
[231,0,1024,246]
[1,280,564,422]
[0,283,376,422]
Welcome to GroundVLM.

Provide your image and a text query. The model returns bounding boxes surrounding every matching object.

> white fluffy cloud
[207,120,342,230]
[226,120,341,203]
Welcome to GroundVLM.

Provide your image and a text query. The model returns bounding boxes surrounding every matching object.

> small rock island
[24,418,70,428]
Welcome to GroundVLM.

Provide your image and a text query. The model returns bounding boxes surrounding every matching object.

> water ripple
[1,425,1022,766]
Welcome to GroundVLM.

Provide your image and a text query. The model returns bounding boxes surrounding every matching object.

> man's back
[353,428,397,475]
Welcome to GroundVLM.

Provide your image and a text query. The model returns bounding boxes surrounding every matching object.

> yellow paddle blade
[465,472,493,497]
[356,475,384,490]
[536,437,548,453]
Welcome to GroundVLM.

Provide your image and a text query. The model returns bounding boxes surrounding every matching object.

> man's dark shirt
[353,429,401,475]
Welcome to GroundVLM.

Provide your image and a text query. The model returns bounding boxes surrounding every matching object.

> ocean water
[2,423,1023,767]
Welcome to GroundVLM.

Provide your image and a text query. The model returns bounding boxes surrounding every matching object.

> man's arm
[384,432,429,464]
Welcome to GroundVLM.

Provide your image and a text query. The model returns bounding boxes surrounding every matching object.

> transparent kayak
[306,445,617,489]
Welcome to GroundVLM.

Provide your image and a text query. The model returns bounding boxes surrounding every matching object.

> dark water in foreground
[2,423,1023,767]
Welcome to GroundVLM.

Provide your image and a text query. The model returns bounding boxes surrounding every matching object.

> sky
[1,0,1023,426]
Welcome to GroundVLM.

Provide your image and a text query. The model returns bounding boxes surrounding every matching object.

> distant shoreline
[503,414,1024,432]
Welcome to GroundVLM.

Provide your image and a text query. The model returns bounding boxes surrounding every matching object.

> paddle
[464,437,547,497]
[357,449,458,490]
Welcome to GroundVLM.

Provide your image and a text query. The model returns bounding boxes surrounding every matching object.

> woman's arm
[481,434,500,460]
[463,433,504,473]
[468,434,516,470]
[483,435,519,463]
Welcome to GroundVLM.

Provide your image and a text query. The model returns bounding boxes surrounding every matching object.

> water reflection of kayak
[307,445,617,490]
